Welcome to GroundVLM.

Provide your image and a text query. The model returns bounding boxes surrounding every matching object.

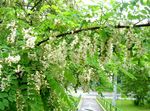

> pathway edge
[77,97,83,110]
[96,98,107,111]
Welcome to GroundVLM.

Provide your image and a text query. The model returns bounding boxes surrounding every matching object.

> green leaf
[141,9,148,14]
[8,96,14,102]
[3,99,9,107]
[0,93,8,98]
[0,101,5,110]
[40,5,50,13]
[120,67,136,79]
[86,52,99,69]
[20,52,30,66]
[64,68,76,84]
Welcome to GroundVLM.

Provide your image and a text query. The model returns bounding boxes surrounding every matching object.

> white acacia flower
[14,65,22,73]
[5,55,21,64]
[54,19,60,25]
[1,78,8,91]
[0,64,2,69]
[23,28,33,39]
[71,35,79,49]
[6,20,16,28]
[23,28,37,48]
[26,37,36,48]
[101,65,105,71]
[7,27,17,43]
[86,74,91,82]
[7,21,17,43]
[28,52,37,60]
[107,38,113,59]
[43,40,67,67]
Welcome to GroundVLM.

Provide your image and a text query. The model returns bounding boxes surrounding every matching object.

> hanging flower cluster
[5,54,20,65]
[7,20,17,43]
[23,28,37,49]
[70,35,79,49]
[34,71,42,91]
[80,68,95,83]
[0,66,12,91]
[79,67,95,91]
[70,35,97,63]
[0,64,2,78]
[1,78,8,91]
[43,39,67,67]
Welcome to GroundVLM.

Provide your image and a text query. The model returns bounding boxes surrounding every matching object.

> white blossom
[7,27,17,43]
[0,64,2,69]
[5,55,21,65]
[70,35,79,49]
[34,71,42,91]
[14,65,22,73]
[54,19,61,25]
[100,64,105,71]
[23,28,37,48]
[1,78,8,91]
[107,38,113,59]
[43,39,67,67]
[6,20,16,28]
[23,28,32,39]
[26,37,36,48]
[28,52,37,60]
[7,21,17,43]
[17,11,25,18]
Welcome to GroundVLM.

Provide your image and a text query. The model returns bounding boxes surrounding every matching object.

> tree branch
[31,0,42,11]
[36,23,150,46]
[115,23,150,28]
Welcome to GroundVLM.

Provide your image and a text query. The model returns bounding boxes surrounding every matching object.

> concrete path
[78,93,104,111]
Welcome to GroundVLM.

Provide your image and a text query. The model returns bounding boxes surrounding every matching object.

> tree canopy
[0,0,150,110]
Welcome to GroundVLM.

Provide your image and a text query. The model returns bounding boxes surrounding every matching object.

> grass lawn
[107,99,150,111]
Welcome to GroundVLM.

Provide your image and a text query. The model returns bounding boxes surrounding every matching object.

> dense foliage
[0,0,150,110]
[122,55,150,105]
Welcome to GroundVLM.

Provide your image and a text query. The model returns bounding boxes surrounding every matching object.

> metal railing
[98,97,122,111]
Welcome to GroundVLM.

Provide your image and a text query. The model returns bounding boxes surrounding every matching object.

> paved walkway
[78,93,104,111]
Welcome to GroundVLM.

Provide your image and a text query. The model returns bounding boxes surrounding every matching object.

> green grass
[71,96,80,110]
[106,99,150,111]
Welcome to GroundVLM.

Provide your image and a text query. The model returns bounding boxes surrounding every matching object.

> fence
[98,97,122,111]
